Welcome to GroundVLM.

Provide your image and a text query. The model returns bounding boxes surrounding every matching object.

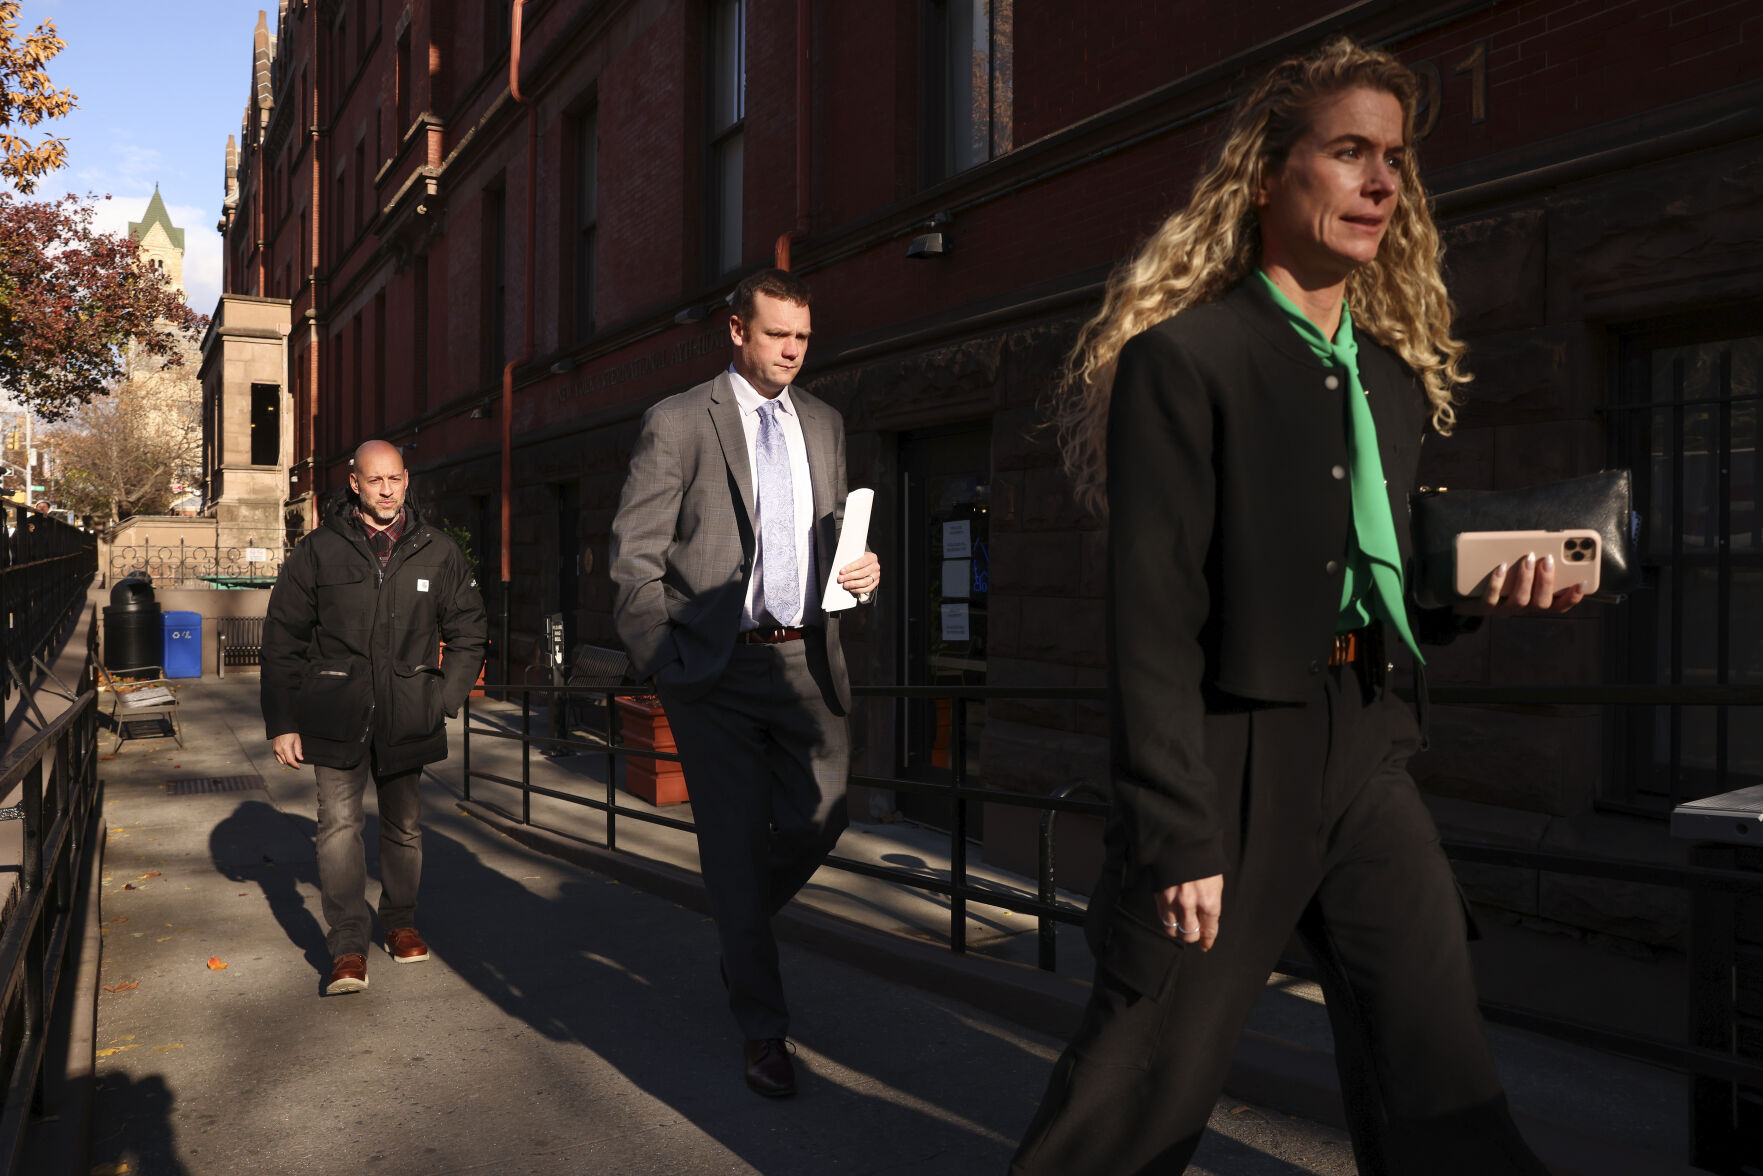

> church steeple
[129,185,186,298]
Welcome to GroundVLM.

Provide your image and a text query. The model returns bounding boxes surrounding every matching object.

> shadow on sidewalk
[206,796,1047,1167]
[192,795,1330,1174]
[425,817,1049,1165]
[208,801,331,979]
[89,1072,193,1176]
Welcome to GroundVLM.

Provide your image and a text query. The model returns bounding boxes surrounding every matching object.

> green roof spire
[129,185,185,252]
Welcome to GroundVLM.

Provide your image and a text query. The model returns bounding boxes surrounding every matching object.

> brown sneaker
[325,953,368,995]
[385,927,430,964]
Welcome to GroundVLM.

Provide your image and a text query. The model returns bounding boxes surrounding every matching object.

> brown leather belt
[1329,630,1365,666]
[738,626,805,646]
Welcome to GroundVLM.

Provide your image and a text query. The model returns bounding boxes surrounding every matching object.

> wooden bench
[216,616,266,677]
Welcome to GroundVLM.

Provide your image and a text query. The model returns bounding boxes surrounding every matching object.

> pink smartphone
[1454,529,1601,598]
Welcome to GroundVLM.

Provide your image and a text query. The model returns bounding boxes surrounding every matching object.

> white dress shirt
[730,367,816,629]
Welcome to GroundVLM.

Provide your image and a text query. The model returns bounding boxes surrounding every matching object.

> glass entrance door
[898,424,990,832]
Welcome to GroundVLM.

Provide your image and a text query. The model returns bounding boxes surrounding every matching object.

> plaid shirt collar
[353,503,408,567]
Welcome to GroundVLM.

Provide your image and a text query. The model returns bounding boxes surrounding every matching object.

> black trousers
[1011,664,1547,1176]
[658,639,849,1041]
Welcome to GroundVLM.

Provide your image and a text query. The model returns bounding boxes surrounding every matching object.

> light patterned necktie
[756,400,799,625]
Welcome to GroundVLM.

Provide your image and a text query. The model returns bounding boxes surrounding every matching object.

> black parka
[261,507,487,775]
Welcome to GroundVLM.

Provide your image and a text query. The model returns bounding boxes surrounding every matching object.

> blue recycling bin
[162,611,203,679]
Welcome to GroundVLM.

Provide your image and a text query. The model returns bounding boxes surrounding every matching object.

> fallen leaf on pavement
[102,981,139,993]
[90,1160,130,1174]
[156,936,173,943]
[95,1044,141,1058]
[104,917,127,925]
[153,1043,184,1054]
[206,958,228,970]
[122,884,137,891]
[139,872,161,879]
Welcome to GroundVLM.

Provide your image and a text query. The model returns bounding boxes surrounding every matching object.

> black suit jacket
[1105,278,1440,890]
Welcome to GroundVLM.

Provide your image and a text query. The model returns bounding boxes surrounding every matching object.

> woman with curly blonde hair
[1011,37,1575,1175]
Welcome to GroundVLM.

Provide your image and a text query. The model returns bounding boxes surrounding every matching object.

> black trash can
[104,573,164,671]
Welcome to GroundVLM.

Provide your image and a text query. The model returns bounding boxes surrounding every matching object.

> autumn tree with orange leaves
[0,0,76,193]
[0,5,203,421]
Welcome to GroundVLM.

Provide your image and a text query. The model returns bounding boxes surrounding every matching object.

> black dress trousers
[1009,664,1549,1176]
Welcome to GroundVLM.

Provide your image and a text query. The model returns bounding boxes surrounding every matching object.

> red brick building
[212,0,1763,941]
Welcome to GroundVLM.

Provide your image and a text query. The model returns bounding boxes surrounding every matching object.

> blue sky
[16,1,272,314]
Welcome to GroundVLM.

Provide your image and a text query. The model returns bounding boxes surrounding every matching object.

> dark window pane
[707,0,744,276]
[250,384,279,466]
[920,0,1012,185]
[575,111,596,340]
[1616,330,1763,810]
[709,0,744,133]
[713,132,743,275]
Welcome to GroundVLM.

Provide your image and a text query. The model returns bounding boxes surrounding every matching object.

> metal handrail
[461,678,1763,1096]
[0,623,100,1175]
[1,508,96,728]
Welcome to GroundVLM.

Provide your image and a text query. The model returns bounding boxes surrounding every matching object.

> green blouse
[1253,270,1422,663]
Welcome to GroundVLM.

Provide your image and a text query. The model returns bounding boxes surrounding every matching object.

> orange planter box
[440,641,488,698]
[616,696,690,806]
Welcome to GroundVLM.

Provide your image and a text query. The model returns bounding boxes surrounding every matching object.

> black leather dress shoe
[743,1038,796,1097]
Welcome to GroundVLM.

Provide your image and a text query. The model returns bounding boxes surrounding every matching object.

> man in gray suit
[610,268,880,1098]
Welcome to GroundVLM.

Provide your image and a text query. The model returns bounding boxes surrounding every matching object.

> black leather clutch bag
[1410,469,1640,609]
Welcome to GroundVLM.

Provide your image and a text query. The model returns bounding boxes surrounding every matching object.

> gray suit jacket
[609,371,852,711]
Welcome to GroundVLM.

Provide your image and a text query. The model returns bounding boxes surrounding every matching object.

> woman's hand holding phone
[1459,550,1587,616]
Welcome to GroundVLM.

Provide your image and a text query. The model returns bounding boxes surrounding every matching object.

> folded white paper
[822,487,875,612]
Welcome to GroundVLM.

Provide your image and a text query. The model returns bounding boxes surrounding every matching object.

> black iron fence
[462,684,1109,943]
[1,507,95,723]
[105,540,290,589]
[0,623,100,1174]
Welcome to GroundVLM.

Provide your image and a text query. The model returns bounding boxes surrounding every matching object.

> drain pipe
[500,0,539,687]
[772,0,811,270]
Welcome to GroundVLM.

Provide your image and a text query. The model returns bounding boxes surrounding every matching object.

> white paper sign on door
[941,559,971,600]
[941,603,970,641]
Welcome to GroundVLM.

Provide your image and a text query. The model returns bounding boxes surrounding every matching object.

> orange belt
[1329,630,1365,666]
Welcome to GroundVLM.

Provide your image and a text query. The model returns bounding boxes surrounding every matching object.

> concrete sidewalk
[68,677,1363,1176]
[455,693,1708,1176]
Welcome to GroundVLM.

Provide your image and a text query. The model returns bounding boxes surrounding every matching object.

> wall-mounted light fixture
[906,211,953,260]
[468,405,490,420]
